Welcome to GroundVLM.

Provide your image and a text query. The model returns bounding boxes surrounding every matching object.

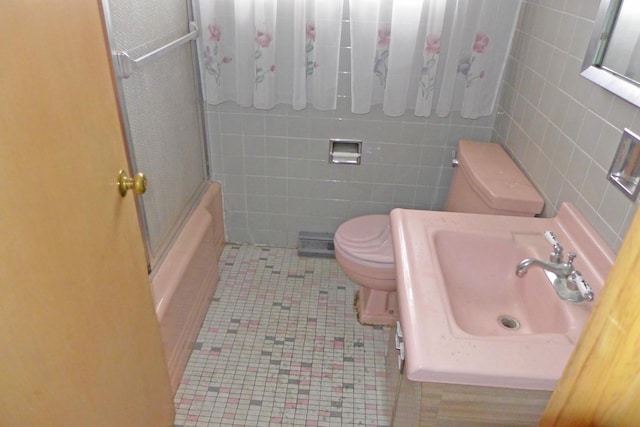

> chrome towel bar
[113,21,199,78]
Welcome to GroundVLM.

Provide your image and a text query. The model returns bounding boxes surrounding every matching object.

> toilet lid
[334,215,394,265]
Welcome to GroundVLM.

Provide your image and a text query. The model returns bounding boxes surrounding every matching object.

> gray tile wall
[495,0,640,252]
[207,4,495,247]
[207,0,640,252]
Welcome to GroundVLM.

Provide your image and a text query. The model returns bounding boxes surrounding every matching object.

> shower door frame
[100,0,211,272]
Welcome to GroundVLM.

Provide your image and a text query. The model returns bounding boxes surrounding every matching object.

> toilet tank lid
[457,140,544,215]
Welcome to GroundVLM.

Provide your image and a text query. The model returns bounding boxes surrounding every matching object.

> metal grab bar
[113,21,199,78]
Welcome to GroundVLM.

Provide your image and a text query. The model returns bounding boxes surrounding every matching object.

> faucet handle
[570,271,594,302]
[543,230,561,247]
[544,230,563,262]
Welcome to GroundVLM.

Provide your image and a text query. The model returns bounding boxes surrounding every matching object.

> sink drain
[498,315,520,330]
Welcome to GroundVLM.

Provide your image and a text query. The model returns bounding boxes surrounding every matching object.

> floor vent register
[297,231,335,258]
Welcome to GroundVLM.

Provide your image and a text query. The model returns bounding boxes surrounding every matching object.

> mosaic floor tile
[174,245,390,426]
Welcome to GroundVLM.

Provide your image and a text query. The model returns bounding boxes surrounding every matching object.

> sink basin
[390,203,615,390]
[433,230,571,337]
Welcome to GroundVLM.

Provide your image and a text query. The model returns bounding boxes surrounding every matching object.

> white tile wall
[495,0,640,252]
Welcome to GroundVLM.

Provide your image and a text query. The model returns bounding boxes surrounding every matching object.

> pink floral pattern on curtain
[200,0,520,118]
[419,33,441,101]
[458,32,489,88]
[199,0,344,110]
[254,30,275,86]
[350,0,522,118]
[305,24,319,76]
[203,24,232,86]
[374,29,391,87]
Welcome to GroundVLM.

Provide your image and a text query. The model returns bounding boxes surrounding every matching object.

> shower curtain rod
[113,21,199,78]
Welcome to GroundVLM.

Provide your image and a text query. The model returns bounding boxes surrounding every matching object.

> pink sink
[390,203,615,390]
[433,230,573,337]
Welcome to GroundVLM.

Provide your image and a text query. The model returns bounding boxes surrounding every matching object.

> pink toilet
[334,139,544,326]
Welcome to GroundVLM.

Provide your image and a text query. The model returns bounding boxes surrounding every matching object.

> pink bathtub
[150,181,225,393]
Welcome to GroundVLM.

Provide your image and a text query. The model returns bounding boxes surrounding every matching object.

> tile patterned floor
[174,245,390,426]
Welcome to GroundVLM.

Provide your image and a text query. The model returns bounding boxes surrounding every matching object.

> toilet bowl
[333,215,397,325]
[334,139,544,326]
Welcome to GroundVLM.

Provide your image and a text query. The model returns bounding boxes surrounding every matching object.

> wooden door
[540,206,640,425]
[0,2,174,426]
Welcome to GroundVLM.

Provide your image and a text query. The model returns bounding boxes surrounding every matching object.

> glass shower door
[102,0,208,269]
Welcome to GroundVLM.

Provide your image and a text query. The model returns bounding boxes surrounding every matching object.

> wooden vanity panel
[387,330,551,426]
[393,372,421,426]
[387,325,420,426]
[386,332,401,421]
[414,382,550,426]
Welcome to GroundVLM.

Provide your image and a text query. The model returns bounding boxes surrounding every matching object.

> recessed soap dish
[608,128,640,201]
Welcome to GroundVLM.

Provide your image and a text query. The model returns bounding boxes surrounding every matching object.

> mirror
[582,0,640,108]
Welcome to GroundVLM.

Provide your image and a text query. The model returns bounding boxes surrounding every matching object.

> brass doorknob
[118,170,147,197]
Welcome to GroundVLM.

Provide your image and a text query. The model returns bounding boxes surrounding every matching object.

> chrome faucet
[515,231,594,303]
[515,256,575,278]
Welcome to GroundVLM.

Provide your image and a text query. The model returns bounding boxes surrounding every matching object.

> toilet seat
[334,215,394,268]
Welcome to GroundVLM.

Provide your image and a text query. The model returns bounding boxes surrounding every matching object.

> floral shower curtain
[350,0,521,118]
[199,0,521,118]
[199,0,344,110]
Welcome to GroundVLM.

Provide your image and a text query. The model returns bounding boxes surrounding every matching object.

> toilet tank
[444,140,544,217]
